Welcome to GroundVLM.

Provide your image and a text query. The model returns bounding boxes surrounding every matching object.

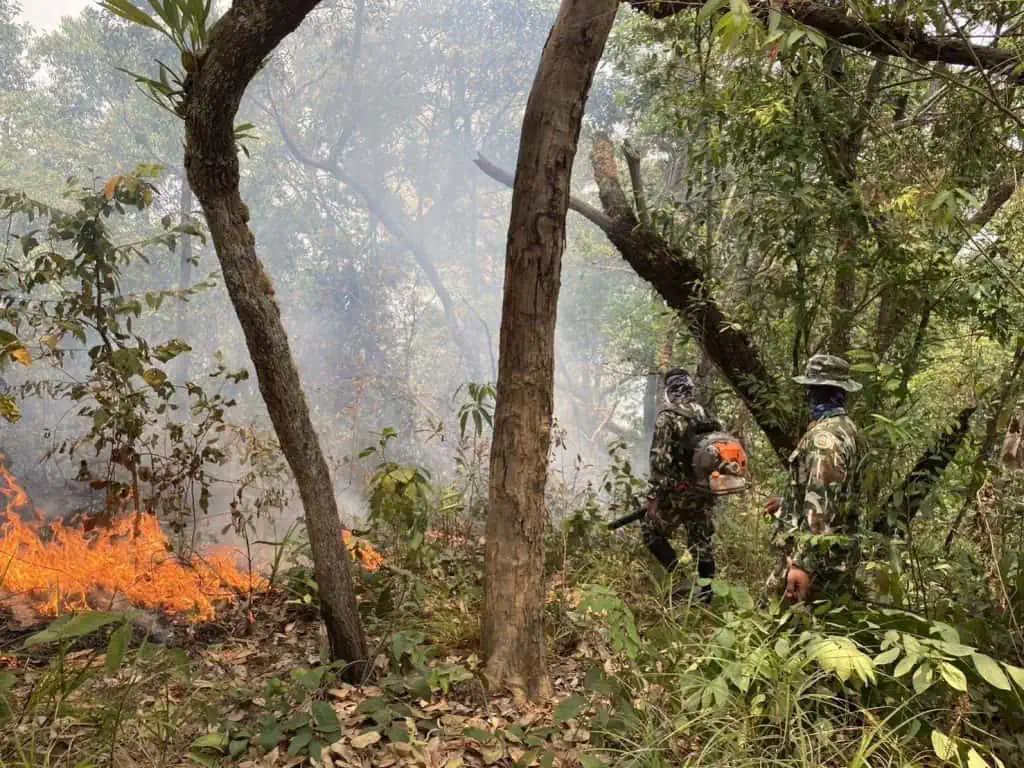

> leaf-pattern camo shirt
[775,407,866,581]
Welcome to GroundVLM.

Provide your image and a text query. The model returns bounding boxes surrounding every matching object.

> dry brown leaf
[103,175,122,200]
[40,333,62,350]
[329,741,361,766]
[10,347,31,366]
[350,731,382,750]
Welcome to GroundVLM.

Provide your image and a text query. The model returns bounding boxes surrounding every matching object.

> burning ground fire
[0,457,382,624]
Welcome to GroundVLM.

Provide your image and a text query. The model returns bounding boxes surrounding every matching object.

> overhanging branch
[626,1,1024,84]
[475,144,800,460]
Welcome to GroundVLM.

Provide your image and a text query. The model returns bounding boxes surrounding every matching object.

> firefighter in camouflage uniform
[644,368,724,603]
[764,354,867,603]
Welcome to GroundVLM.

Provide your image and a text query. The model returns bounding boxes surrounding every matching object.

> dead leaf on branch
[10,346,31,366]
[103,175,123,200]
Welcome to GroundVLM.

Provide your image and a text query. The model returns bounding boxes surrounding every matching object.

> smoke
[1,0,660,544]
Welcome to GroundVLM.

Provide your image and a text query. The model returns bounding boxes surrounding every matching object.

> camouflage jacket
[776,408,866,577]
[649,402,722,495]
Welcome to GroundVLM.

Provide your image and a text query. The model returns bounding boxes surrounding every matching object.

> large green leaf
[104,622,131,675]
[893,653,919,679]
[554,694,587,724]
[972,653,1011,691]
[25,612,131,647]
[931,729,956,761]
[873,647,900,666]
[100,0,166,34]
[1003,663,1024,691]
[938,661,968,692]
[912,661,934,694]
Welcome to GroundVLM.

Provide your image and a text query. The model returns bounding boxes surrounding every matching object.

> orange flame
[342,529,384,572]
[0,457,265,622]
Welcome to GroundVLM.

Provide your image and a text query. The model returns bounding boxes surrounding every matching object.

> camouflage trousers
[642,492,715,569]
[763,543,861,602]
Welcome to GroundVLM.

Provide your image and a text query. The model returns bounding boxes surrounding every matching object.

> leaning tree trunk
[483,0,617,701]
[181,0,368,680]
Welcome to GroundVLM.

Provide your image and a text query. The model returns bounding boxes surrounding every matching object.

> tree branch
[474,145,799,460]
[626,1,1024,83]
[623,141,651,226]
[474,154,614,230]
[269,101,483,378]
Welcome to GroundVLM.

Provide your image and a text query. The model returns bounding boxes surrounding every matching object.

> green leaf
[912,661,934,694]
[697,0,726,23]
[463,726,493,744]
[100,0,166,34]
[312,701,340,733]
[939,661,968,692]
[873,647,900,666]
[805,29,826,48]
[153,338,192,362]
[391,630,425,662]
[809,637,875,684]
[0,395,21,424]
[25,611,128,647]
[287,726,314,756]
[142,367,168,388]
[893,654,918,678]
[554,694,586,724]
[967,748,989,768]
[110,347,144,375]
[105,622,130,674]
[774,637,791,659]
[1001,662,1024,691]
[972,653,1011,691]
[191,731,229,753]
[580,755,606,768]
[931,729,956,761]
[228,738,250,758]
[258,720,283,749]
[936,640,975,657]
[730,586,754,611]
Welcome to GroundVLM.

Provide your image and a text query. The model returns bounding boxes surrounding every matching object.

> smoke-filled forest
[3,0,1024,765]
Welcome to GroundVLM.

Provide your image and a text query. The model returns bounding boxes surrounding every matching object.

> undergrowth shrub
[560,575,1024,768]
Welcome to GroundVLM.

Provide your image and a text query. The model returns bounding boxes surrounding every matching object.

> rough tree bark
[182,0,368,680]
[483,0,617,701]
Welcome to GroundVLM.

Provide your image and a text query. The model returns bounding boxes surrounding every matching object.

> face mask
[666,374,694,404]
[807,386,845,419]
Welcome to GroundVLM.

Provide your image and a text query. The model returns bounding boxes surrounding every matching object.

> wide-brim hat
[792,354,863,392]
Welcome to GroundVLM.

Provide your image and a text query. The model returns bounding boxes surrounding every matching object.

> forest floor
[0,536,646,768]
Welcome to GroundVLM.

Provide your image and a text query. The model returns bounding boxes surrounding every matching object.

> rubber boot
[696,558,715,604]
[645,534,680,573]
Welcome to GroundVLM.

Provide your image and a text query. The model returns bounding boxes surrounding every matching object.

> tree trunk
[181,0,368,681]
[483,0,617,702]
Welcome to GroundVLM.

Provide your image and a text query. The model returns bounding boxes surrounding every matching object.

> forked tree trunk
[181,0,368,681]
[483,0,617,701]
